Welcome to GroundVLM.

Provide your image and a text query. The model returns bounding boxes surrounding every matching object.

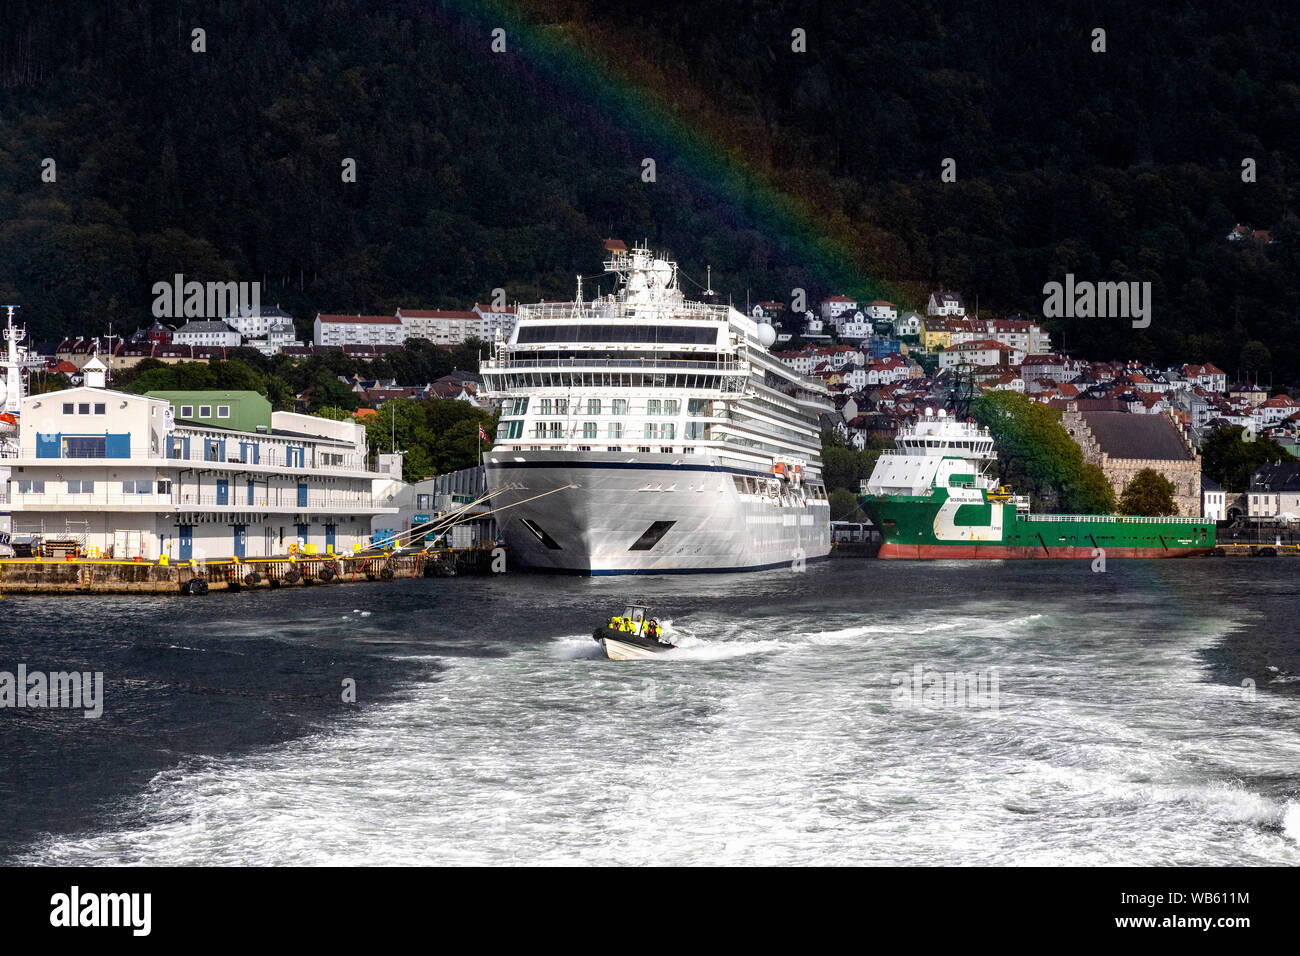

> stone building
[1060,402,1201,515]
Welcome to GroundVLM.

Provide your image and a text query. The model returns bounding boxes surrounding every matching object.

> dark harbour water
[1,558,1298,865]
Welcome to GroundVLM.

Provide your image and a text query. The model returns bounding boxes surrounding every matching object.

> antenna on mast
[704,266,715,297]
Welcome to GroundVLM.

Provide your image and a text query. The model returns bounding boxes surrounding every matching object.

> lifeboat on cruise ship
[773,460,803,486]
[593,603,676,660]
[0,412,16,435]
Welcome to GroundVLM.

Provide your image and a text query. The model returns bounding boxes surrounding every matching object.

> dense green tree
[820,431,890,493]
[358,398,497,481]
[120,358,270,395]
[1239,340,1273,378]
[312,406,355,422]
[1118,468,1178,517]
[1061,462,1117,515]
[972,391,1112,513]
[1200,425,1295,491]
[28,372,71,395]
[828,487,866,522]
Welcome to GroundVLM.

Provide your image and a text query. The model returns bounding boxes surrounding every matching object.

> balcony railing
[1015,513,1204,525]
[517,300,732,323]
[10,492,385,510]
[483,356,744,372]
[163,450,365,470]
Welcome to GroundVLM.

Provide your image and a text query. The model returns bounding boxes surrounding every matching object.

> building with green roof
[144,390,272,433]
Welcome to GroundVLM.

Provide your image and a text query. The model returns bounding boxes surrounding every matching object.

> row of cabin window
[499,421,709,441]
[529,423,678,439]
[900,439,992,451]
[516,446,698,455]
[13,479,173,495]
[62,402,107,416]
[529,398,707,416]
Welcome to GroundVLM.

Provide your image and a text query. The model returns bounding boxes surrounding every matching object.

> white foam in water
[20,587,1300,866]
[1283,802,1300,845]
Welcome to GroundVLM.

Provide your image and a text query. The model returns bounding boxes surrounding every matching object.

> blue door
[325,524,337,552]
[216,479,229,506]
[178,525,193,560]
[232,525,246,558]
[296,523,309,549]
[297,483,308,508]
[247,480,255,506]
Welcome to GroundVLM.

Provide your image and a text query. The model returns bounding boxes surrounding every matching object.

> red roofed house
[1250,394,1300,429]
[1181,363,1226,393]
[864,300,898,321]
[937,339,1024,369]
[820,295,858,323]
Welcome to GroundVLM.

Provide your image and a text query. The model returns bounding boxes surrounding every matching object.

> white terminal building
[4,360,401,560]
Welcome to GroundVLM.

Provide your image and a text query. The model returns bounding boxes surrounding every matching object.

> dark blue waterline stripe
[519,555,830,576]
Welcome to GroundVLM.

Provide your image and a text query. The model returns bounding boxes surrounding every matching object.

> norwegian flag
[478,424,489,443]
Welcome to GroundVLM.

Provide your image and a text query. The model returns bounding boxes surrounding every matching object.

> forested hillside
[2,1,1297,379]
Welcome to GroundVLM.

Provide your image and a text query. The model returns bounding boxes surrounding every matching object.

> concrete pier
[0,547,503,595]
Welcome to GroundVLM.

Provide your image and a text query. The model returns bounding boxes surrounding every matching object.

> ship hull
[484,451,830,574]
[862,494,1215,560]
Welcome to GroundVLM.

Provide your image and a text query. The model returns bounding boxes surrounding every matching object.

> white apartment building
[948,318,1051,355]
[314,314,405,347]
[172,320,242,347]
[396,308,480,345]
[474,303,517,342]
[224,305,295,340]
[1247,464,1300,521]
[6,382,401,560]
[1201,477,1226,521]
[244,322,304,356]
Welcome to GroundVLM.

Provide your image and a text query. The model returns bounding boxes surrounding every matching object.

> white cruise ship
[480,244,832,573]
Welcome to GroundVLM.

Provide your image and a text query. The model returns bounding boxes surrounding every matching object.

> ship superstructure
[480,244,832,573]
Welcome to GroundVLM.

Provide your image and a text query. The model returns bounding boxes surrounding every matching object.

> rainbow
[437,0,899,306]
